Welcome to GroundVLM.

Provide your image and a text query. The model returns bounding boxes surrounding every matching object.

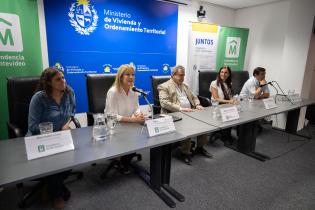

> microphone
[132,86,153,119]
[132,86,148,96]
[259,81,274,88]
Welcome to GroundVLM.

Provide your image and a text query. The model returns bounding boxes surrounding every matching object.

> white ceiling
[200,0,284,9]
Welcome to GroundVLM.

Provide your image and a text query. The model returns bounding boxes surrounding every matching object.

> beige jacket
[157,79,200,113]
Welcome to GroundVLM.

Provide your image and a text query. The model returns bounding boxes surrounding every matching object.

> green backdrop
[0,0,43,140]
[216,27,249,71]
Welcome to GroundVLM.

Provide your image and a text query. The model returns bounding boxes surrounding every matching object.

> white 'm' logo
[0,13,23,52]
[225,37,241,58]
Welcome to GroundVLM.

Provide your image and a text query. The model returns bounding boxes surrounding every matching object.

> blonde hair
[114,64,135,91]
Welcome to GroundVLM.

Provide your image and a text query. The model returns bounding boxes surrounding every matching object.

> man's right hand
[180,108,194,112]
[260,79,267,86]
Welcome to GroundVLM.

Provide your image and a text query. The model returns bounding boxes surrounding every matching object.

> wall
[234,1,291,92]
[234,0,315,95]
[176,1,235,68]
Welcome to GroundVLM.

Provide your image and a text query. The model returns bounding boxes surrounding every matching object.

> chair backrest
[86,74,116,126]
[7,76,40,138]
[231,71,249,95]
[198,71,217,98]
[151,76,170,108]
[198,71,250,98]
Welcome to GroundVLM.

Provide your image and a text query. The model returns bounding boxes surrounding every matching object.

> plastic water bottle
[211,98,219,118]
[233,95,242,112]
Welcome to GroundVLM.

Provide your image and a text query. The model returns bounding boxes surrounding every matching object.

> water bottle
[233,94,242,112]
[92,113,108,141]
[211,98,219,118]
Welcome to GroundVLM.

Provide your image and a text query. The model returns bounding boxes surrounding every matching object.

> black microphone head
[132,86,137,91]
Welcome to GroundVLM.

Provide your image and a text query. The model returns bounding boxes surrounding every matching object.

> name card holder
[25,130,75,160]
[263,98,278,109]
[220,106,240,122]
[146,115,176,137]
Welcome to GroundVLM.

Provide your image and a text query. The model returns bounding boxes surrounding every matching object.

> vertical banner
[44,0,178,112]
[186,22,219,93]
[216,27,249,71]
[0,1,43,139]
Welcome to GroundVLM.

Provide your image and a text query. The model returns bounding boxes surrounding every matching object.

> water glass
[106,113,117,135]
[288,89,295,96]
[39,122,53,134]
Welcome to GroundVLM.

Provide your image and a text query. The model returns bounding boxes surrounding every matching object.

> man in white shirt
[158,65,213,165]
[240,67,270,99]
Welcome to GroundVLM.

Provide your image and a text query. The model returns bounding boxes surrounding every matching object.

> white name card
[146,115,175,137]
[263,98,278,109]
[25,130,75,160]
[220,106,240,122]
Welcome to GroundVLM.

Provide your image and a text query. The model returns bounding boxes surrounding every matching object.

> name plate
[220,106,240,122]
[146,115,175,137]
[263,98,278,109]
[25,130,75,160]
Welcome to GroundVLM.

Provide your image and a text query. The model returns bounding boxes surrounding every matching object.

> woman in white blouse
[209,66,234,144]
[210,66,235,104]
[105,64,145,123]
[104,64,145,174]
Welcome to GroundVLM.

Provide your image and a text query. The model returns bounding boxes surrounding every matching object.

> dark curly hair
[216,66,232,100]
[37,67,71,97]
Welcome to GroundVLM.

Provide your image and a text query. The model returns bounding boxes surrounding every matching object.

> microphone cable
[178,108,222,130]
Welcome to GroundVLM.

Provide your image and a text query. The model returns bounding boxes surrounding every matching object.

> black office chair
[85,74,141,178]
[151,75,171,114]
[232,71,249,95]
[198,71,218,107]
[6,76,83,208]
[86,74,116,126]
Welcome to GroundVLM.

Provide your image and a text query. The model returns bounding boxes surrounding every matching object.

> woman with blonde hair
[105,64,145,123]
[105,64,145,174]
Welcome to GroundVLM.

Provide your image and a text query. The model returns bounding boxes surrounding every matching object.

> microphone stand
[273,81,294,105]
[269,82,279,104]
[142,93,154,120]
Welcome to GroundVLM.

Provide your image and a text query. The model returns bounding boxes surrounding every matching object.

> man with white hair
[158,65,213,165]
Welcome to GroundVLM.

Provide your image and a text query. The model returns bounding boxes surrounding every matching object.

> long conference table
[0,113,218,208]
[0,97,314,208]
[183,98,315,161]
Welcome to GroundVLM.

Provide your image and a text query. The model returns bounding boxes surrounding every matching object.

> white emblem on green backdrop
[0,0,43,140]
